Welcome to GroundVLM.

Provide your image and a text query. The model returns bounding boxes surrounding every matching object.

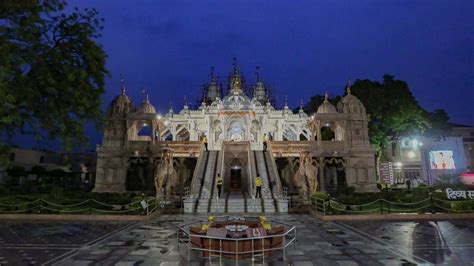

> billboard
[379,162,394,184]
[429,151,455,170]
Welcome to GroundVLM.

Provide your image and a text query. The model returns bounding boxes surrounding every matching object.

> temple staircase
[195,151,219,213]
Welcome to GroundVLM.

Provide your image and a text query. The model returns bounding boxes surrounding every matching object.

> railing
[176,217,297,263]
[248,149,256,199]
[127,141,202,157]
[269,141,346,157]
[310,195,474,215]
[266,145,284,197]
[190,146,206,195]
[0,197,161,216]
[269,141,312,157]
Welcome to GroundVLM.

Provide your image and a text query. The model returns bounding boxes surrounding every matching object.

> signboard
[446,188,474,199]
[140,200,148,210]
[429,151,455,170]
[379,162,394,184]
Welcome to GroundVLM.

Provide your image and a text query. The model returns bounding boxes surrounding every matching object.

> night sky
[11,0,474,150]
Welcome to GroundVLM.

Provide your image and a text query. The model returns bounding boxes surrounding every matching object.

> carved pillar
[318,157,325,192]
[316,121,322,147]
[151,120,156,144]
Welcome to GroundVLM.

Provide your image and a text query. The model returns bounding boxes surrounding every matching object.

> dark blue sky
[11,0,474,150]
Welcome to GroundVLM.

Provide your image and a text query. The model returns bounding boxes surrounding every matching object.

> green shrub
[339,186,356,195]
[49,186,64,201]
[311,191,329,200]
[449,201,474,212]
[0,185,9,196]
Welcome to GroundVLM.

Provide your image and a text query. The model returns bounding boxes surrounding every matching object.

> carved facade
[94,61,377,196]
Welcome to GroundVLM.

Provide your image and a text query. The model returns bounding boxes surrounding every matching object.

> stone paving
[0,215,473,265]
[339,220,474,265]
[0,221,131,265]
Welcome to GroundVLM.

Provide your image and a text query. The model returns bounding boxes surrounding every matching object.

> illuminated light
[325,123,330,127]
[394,162,403,167]
[143,123,147,127]
[164,120,169,126]
[461,173,474,189]
[408,151,416,158]
[419,142,423,146]
[156,114,162,120]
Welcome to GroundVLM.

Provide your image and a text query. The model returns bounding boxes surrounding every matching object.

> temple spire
[347,80,352,95]
[141,88,149,102]
[120,74,126,95]
[255,66,261,82]
[324,92,329,102]
[210,66,216,83]
[232,57,239,74]
[230,57,242,94]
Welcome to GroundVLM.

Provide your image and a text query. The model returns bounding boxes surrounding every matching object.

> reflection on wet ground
[340,220,474,265]
[0,216,473,265]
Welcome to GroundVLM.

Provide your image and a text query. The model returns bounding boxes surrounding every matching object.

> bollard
[429,192,434,214]
[379,199,383,214]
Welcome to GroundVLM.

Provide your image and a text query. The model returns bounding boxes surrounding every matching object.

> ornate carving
[154,149,178,199]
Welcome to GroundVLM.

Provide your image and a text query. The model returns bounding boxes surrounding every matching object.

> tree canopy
[303,75,451,160]
[0,0,108,151]
[350,75,450,157]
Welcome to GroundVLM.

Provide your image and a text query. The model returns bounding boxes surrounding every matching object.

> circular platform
[177,215,296,261]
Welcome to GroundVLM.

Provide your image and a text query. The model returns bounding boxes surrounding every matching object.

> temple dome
[107,92,132,116]
[317,93,337,114]
[137,95,156,114]
[337,87,366,116]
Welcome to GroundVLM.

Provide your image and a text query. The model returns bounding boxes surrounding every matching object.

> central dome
[317,93,337,114]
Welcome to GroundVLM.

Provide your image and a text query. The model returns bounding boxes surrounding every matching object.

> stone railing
[127,141,202,157]
[269,141,346,157]
[154,141,202,157]
[269,141,312,157]
[320,141,345,153]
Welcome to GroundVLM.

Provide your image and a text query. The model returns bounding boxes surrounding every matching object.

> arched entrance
[230,165,242,190]
[126,157,154,192]
[323,157,346,195]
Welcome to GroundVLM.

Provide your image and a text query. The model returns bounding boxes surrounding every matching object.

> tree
[31,165,47,182]
[425,109,451,138]
[0,0,108,153]
[350,75,450,164]
[6,165,26,185]
[49,168,66,185]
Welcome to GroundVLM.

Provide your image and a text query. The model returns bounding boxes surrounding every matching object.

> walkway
[0,214,473,265]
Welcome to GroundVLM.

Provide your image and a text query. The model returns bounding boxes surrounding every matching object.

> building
[0,147,95,186]
[94,60,378,213]
[384,135,468,186]
[451,123,474,173]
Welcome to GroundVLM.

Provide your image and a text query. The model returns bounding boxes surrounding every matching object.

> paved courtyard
[0,215,473,265]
